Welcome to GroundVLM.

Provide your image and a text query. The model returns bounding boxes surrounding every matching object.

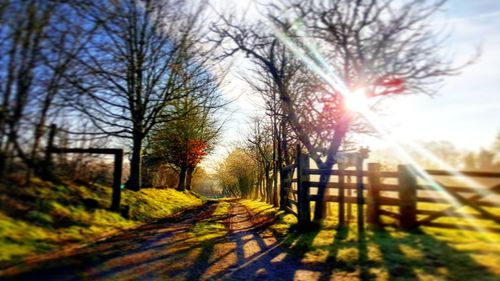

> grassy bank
[0,178,204,267]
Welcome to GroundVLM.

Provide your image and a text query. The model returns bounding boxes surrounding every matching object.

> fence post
[44,124,56,163]
[296,145,311,227]
[280,164,291,211]
[41,124,57,179]
[338,165,345,227]
[286,170,293,210]
[398,165,418,230]
[356,156,364,232]
[367,163,382,226]
[347,175,353,222]
[111,150,123,211]
[279,166,285,210]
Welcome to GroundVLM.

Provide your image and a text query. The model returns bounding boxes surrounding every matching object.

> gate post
[279,168,286,210]
[367,163,382,226]
[398,165,418,230]
[280,164,291,211]
[45,124,56,162]
[296,145,310,228]
[111,150,123,211]
[42,124,57,179]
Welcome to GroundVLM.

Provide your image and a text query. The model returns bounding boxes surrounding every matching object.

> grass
[0,177,204,268]
[285,221,500,280]
[239,199,297,236]
[241,199,500,281]
[188,201,230,243]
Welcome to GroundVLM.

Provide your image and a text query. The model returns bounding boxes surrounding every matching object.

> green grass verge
[0,178,204,267]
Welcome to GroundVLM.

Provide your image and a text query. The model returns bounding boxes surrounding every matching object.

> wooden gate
[45,124,124,211]
[281,146,366,229]
[281,149,500,232]
[413,169,500,232]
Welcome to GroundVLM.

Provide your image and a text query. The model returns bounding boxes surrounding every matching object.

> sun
[345,88,369,112]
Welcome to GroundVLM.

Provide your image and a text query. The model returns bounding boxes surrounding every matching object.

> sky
[202,0,500,170]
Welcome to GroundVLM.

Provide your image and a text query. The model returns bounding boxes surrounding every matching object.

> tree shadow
[284,222,322,260]
[357,230,370,281]
[208,227,326,281]
[371,227,499,281]
[318,226,350,280]
[315,224,499,281]
[320,225,374,281]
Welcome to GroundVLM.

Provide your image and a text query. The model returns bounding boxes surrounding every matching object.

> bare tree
[0,1,86,181]
[66,0,212,190]
[212,17,310,208]
[244,65,304,206]
[245,117,276,204]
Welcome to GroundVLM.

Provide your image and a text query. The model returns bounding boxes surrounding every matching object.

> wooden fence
[281,151,500,233]
[45,124,124,211]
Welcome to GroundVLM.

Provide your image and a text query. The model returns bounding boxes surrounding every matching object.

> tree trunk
[258,164,265,201]
[273,172,279,206]
[125,134,143,191]
[0,152,6,180]
[313,162,334,221]
[253,181,259,200]
[265,175,272,204]
[272,118,279,207]
[277,123,286,209]
[259,176,265,201]
[281,121,290,165]
[177,166,187,191]
[26,118,47,185]
[185,166,194,191]
[313,115,351,220]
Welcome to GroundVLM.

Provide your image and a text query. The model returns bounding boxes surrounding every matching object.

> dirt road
[0,200,324,281]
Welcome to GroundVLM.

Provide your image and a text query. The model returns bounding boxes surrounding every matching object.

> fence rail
[45,124,124,211]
